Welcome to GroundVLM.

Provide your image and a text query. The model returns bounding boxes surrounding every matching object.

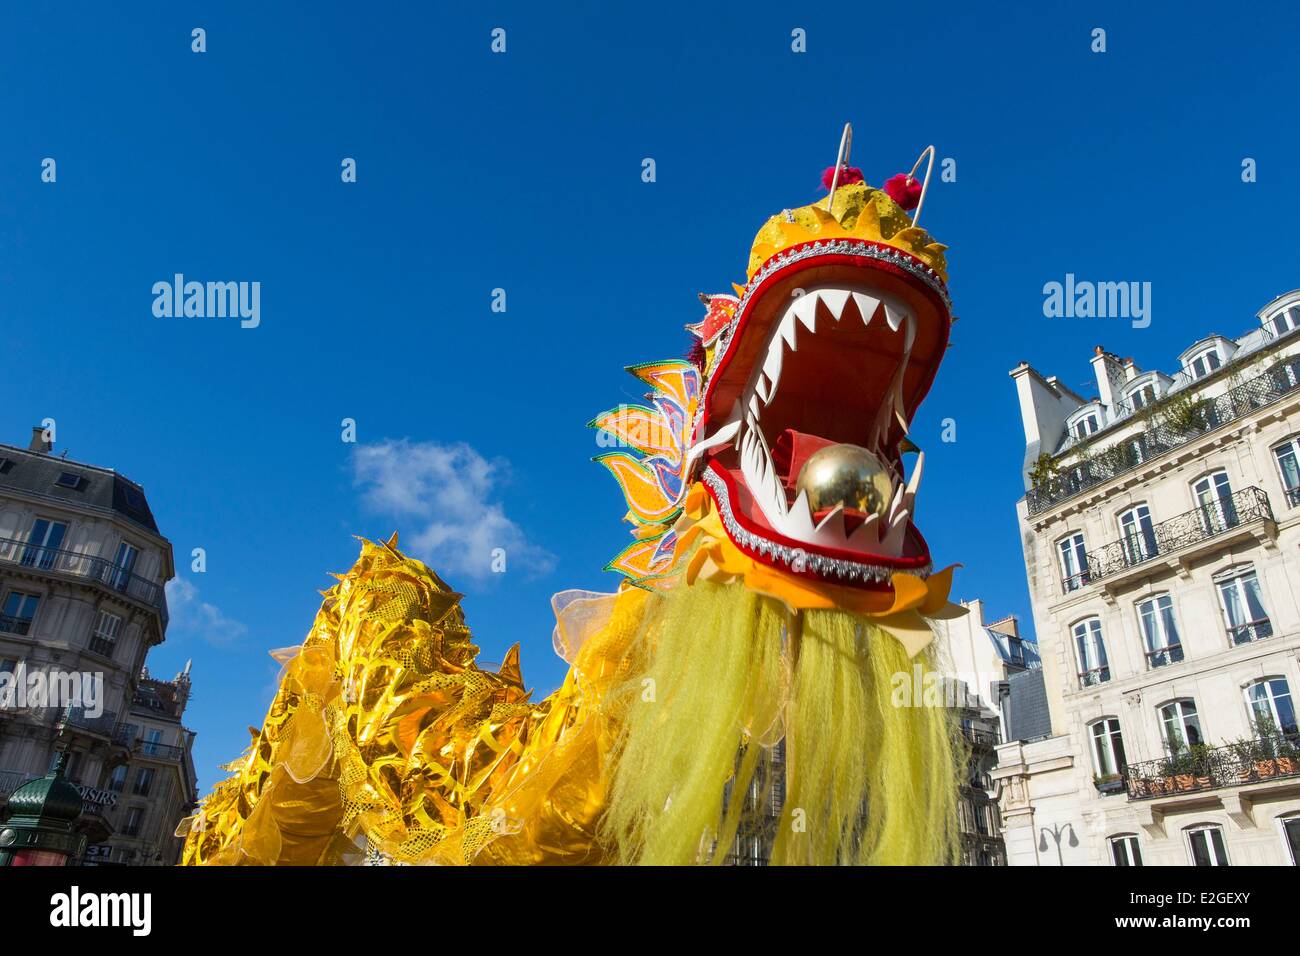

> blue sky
[3,3,1298,792]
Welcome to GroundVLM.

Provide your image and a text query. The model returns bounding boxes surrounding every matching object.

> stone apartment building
[992,289,1300,866]
[0,428,198,865]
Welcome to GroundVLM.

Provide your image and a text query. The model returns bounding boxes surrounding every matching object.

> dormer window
[1072,412,1100,440]
[1268,304,1300,337]
[1186,347,1222,380]
[54,471,83,489]
[1130,384,1156,409]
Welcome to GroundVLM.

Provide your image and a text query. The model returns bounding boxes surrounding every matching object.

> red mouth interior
[701,257,950,567]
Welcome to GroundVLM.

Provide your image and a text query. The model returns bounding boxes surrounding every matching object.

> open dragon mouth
[691,241,951,585]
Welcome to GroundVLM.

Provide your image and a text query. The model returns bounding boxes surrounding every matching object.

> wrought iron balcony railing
[1145,643,1185,669]
[1062,486,1274,593]
[1286,487,1300,509]
[1124,735,1300,800]
[0,614,32,635]
[0,537,166,613]
[1027,356,1300,515]
[1079,666,1110,688]
[135,740,185,761]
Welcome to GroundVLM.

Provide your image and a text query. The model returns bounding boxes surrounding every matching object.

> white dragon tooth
[883,301,906,333]
[762,340,784,394]
[778,311,800,351]
[903,312,916,352]
[819,289,850,321]
[848,513,882,548]
[814,503,846,534]
[755,374,770,404]
[749,394,761,420]
[852,292,880,326]
[792,293,818,333]
[881,508,910,555]
[784,489,817,536]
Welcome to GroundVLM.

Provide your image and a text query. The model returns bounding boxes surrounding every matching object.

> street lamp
[0,751,87,866]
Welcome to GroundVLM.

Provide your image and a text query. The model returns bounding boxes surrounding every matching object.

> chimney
[1089,346,1127,411]
[987,615,1020,640]
[27,426,52,454]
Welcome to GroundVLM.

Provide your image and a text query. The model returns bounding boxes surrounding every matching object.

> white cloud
[165,576,248,646]
[351,439,557,582]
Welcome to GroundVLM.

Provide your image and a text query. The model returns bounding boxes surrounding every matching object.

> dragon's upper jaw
[691,242,950,585]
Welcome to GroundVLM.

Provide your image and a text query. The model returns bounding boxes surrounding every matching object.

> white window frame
[1088,717,1126,776]
[1057,532,1089,591]
[1268,305,1300,337]
[1192,470,1235,533]
[1109,833,1143,866]
[1072,412,1100,440]
[1137,594,1182,668]
[1073,618,1110,686]
[1187,346,1223,380]
[1186,824,1230,866]
[1244,677,1296,736]
[1273,437,1300,506]
[1278,813,1300,866]
[1118,504,1156,563]
[1215,566,1271,645]
[1159,699,1203,752]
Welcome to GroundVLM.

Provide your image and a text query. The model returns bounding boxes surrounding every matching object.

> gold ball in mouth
[794,444,894,518]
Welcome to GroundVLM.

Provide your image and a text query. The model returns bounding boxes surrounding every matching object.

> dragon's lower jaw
[696,278,936,582]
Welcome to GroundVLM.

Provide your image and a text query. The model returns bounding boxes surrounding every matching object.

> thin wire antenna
[907,145,936,227]
[826,122,853,211]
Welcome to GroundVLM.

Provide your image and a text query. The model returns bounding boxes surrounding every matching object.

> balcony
[1078,665,1110,688]
[134,740,185,762]
[1028,355,1300,515]
[1146,643,1185,669]
[0,537,166,618]
[1124,736,1300,800]
[1061,486,1275,595]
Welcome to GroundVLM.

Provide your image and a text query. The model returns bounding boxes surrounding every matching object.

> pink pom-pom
[883,173,923,211]
[821,164,864,191]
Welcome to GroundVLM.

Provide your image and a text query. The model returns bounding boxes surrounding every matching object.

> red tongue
[771,429,837,491]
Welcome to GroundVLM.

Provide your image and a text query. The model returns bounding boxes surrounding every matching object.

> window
[1283,816,1300,866]
[54,471,82,489]
[132,767,155,797]
[1058,533,1089,592]
[89,610,122,659]
[1273,438,1300,507]
[110,542,140,592]
[1193,471,1237,533]
[122,806,144,838]
[1,591,40,635]
[20,518,67,570]
[1216,567,1271,645]
[1138,595,1183,668]
[1073,413,1100,440]
[1074,618,1110,686]
[1089,718,1127,776]
[1129,384,1157,410]
[107,765,127,793]
[1187,347,1223,380]
[1126,436,1147,466]
[1245,678,1297,737]
[0,658,16,675]
[142,729,163,756]
[1269,305,1300,337]
[1118,504,1157,564]
[1110,834,1143,866]
[1187,824,1229,866]
[1159,699,1203,752]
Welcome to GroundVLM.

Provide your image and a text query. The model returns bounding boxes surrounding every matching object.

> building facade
[993,290,1300,866]
[0,429,197,865]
